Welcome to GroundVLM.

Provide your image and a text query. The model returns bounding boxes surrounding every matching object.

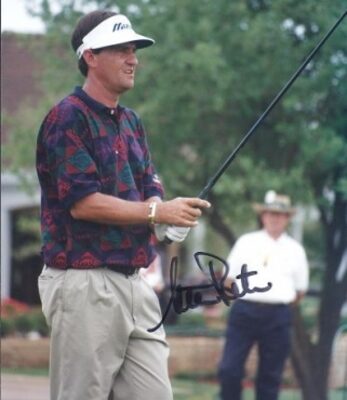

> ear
[82,49,98,69]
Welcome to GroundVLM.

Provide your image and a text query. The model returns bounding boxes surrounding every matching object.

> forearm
[145,196,162,204]
[70,192,151,225]
[70,192,211,227]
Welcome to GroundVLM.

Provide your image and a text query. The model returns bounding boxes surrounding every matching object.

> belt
[106,265,140,276]
[48,265,140,277]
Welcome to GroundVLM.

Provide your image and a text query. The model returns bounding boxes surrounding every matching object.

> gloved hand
[154,224,190,243]
[166,226,191,242]
[153,224,167,242]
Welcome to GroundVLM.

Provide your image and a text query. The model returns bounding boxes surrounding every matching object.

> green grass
[172,378,218,399]
[172,379,302,400]
[2,368,345,400]
[172,379,346,400]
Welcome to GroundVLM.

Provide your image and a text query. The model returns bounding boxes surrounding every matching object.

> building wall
[1,173,40,299]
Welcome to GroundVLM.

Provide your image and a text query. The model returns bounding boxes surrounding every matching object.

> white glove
[154,224,190,243]
[166,226,190,243]
[154,224,168,242]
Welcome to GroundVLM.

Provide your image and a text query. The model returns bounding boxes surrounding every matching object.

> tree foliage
[5,1,346,223]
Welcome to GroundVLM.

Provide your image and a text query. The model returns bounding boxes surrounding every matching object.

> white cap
[76,14,154,59]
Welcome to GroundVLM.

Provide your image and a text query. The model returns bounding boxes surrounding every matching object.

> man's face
[261,211,291,239]
[91,43,138,94]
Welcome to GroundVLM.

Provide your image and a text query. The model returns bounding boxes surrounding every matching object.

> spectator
[218,190,309,400]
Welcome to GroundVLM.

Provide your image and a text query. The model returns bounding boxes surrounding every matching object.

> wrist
[148,202,157,225]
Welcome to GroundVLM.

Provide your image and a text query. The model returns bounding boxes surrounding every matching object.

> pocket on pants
[38,266,67,327]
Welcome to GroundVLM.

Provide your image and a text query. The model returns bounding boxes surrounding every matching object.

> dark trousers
[218,300,292,400]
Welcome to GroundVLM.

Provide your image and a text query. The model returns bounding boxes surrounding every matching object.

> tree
[4,1,346,398]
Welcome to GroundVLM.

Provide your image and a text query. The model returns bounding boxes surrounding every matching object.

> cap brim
[91,31,154,50]
[131,38,154,49]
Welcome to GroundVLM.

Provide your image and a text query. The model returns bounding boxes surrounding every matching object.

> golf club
[165,10,346,243]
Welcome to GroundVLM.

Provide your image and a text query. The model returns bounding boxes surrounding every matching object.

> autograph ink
[148,251,272,332]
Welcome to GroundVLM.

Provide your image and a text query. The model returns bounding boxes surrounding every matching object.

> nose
[128,50,138,66]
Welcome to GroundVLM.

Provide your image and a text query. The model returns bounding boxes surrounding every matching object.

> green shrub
[1,300,49,337]
[31,311,50,336]
[14,313,36,334]
[0,318,15,337]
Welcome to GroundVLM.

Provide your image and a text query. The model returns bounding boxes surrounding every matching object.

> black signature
[148,251,272,332]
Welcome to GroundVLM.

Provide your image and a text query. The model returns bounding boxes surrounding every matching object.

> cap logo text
[113,23,130,32]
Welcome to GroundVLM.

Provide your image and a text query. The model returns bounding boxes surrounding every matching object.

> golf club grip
[164,236,173,244]
[164,195,205,244]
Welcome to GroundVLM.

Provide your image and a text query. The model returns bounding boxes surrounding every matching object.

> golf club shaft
[198,10,346,200]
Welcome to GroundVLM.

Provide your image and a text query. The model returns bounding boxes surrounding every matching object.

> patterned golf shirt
[36,86,164,269]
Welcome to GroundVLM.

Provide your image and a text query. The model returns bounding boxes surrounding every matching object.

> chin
[124,81,135,90]
[117,85,133,94]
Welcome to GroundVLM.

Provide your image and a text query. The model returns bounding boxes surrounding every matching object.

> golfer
[218,190,309,400]
[36,10,210,400]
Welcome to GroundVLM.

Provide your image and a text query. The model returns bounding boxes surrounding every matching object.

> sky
[1,0,45,33]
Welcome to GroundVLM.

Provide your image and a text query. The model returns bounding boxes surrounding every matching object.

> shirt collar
[73,86,122,117]
[261,229,287,242]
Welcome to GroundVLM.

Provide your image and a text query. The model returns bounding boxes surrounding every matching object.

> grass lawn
[2,368,345,400]
[172,378,346,400]
[172,379,299,400]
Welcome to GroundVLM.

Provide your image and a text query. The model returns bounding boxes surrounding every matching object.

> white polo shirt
[227,230,309,304]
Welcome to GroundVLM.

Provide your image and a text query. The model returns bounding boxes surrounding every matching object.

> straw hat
[253,190,296,215]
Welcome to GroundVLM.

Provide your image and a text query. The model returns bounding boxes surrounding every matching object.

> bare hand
[155,197,211,227]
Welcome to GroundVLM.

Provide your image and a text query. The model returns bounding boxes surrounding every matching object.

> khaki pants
[38,266,173,400]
